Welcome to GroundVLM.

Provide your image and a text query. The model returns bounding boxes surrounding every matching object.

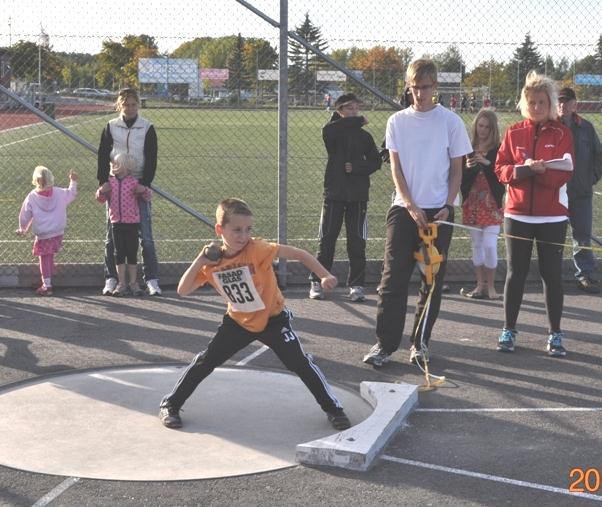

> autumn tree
[348,46,407,100]
[463,59,511,102]
[6,40,65,91]
[243,38,278,95]
[97,34,158,89]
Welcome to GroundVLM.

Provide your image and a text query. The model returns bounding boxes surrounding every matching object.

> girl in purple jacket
[16,166,78,296]
[96,152,152,296]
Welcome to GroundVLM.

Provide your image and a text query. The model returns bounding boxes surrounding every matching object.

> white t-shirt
[386,104,472,209]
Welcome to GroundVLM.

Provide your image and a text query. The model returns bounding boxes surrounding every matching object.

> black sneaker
[577,276,600,294]
[362,344,391,367]
[327,409,351,430]
[159,404,182,428]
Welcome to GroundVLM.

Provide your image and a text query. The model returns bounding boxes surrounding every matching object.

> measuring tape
[435,220,602,252]
[412,223,447,391]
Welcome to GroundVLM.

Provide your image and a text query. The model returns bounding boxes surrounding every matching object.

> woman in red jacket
[494,71,574,357]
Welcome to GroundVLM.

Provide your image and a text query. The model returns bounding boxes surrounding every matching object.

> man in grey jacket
[558,87,602,293]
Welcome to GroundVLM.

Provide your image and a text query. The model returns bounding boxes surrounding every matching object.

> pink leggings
[39,254,55,280]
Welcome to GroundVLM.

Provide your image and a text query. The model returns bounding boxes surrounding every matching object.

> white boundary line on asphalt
[416,407,602,413]
[31,477,80,507]
[381,455,602,502]
[236,345,269,366]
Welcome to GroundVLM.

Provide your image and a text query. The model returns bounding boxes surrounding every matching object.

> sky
[0,0,601,70]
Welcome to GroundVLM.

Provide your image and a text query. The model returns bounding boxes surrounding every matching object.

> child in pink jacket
[96,152,151,296]
[16,166,78,296]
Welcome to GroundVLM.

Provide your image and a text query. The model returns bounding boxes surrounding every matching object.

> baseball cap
[558,87,576,102]
[335,93,362,109]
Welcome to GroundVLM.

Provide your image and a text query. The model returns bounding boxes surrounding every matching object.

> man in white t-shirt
[363,59,472,368]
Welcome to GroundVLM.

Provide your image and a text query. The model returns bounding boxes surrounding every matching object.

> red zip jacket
[495,119,574,217]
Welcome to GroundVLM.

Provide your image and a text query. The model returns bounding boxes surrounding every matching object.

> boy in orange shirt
[159,198,351,430]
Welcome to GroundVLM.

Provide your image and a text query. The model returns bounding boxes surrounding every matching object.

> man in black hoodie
[309,93,381,302]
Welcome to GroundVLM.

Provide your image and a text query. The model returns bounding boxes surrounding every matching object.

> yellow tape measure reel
[413,223,446,391]
[414,223,444,286]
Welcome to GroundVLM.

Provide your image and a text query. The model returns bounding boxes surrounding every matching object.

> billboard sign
[200,68,229,81]
[317,70,347,82]
[438,72,462,83]
[138,58,198,84]
[257,69,279,81]
[575,74,602,86]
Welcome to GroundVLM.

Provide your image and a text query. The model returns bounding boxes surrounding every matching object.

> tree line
[2,13,601,103]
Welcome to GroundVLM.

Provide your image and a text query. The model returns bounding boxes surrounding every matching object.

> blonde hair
[518,71,558,121]
[406,59,437,86]
[470,109,500,151]
[111,152,137,174]
[32,165,54,190]
[216,198,253,226]
[115,87,140,113]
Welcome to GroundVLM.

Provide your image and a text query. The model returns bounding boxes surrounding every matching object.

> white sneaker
[309,281,324,300]
[410,344,429,364]
[349,286,366,302]
[102,277,117,296]
[146,279,162,296]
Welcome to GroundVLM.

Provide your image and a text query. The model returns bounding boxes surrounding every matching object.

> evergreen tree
[226,33,251,104]
[595,34,602,73]
[508,33,543,99]
[289,13,329,105]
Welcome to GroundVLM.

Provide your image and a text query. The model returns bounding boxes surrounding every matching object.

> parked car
[72,88,112,98]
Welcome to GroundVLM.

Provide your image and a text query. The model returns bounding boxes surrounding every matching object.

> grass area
[1,107,601,266]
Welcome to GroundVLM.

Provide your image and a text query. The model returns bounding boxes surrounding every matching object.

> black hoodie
[321,112,381,202]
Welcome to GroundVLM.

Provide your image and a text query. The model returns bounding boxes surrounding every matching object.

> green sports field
[1,106,601,266]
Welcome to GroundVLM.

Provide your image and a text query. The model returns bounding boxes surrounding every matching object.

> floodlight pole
[516,58,521,100]
[38,27,49,97]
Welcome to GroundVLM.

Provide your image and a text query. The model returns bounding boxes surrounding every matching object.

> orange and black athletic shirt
[194,238,285,332]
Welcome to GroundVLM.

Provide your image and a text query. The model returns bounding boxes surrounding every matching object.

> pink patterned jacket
[96,175,151,224]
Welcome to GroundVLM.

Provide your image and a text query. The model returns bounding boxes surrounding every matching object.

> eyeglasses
[409,83,435,92]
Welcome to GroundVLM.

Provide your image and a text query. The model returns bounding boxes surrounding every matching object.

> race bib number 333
[213,266,266,312]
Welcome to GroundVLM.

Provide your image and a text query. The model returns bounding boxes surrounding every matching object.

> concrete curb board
[296,382,418,471]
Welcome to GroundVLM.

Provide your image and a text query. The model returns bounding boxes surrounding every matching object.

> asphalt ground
[0,281,600,506]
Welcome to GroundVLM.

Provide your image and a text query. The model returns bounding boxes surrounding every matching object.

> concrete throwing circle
[0,366,372,481]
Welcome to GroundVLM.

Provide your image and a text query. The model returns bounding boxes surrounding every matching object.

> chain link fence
[1,0,601,286]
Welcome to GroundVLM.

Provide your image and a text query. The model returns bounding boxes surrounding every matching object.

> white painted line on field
[381,455,602,502]
[236,345,269,366]
[31,477,80,507]
[415,407,602,413]
[0,129,59,148]
[0,114,108,149]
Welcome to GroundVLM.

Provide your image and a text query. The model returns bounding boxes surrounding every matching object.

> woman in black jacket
[460,108,505,300]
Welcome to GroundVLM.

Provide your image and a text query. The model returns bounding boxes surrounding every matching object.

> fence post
[277,0,289,287]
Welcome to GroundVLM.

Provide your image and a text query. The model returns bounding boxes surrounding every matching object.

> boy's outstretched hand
[321,274,338,291]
